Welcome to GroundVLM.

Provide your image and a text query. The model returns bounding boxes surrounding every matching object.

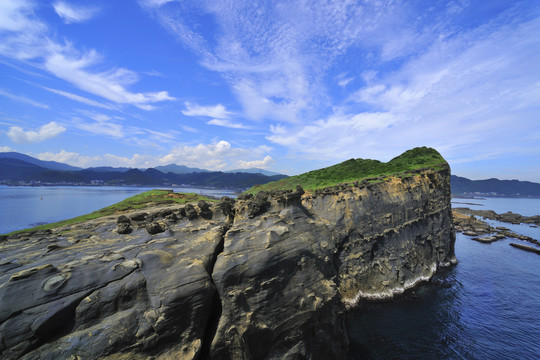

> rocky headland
[0,148,456,359]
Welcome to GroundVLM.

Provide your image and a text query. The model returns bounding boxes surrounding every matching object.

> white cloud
[0,0,174,110]
[0,0,42,33]
[265,9,540,165]
[44,47,176,110]
[207,119,248,129]
[53,1,100,24]
[337,77,354,88]
[36,141,273,171]
[37,150,84,164]
[138,0,175,8]
[42,87,117,110]
[7,122,66,144]
[236,155,274,169]
[182,102,230,118]
[157,140,272,170]
[181,125,199,133]
[0,146,14,152]
[0,88,50,109]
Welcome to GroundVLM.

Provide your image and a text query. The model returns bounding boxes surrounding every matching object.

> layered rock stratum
[0,164,456,359]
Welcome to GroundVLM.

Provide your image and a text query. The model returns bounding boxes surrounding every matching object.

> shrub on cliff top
[246,146,447,193]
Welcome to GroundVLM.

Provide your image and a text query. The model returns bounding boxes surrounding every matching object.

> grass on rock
[246,147,447,194]
[6,190,214,236]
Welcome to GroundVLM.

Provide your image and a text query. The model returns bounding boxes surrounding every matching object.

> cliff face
[0,167,455,359]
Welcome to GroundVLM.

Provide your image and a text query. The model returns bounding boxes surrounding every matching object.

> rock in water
[0,168,455,359]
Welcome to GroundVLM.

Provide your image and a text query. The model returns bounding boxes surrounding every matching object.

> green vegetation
[246,147,447,194]
[6,190,214,236]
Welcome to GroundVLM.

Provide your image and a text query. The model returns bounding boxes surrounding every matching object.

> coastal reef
[0,150,456,359]
[453,207,540,251]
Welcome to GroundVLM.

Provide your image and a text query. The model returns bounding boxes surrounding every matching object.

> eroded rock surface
[0,167,455,359]
[0,200,233,360]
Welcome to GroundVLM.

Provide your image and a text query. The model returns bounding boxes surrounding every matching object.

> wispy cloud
[44,47,176,110]
[7,122,66,143]
[141,1,440,123]
[207,119,249,129]
[182,101,249,129]
[268,12,540,163]
[42,87,116,110]
[182,102,230,118]
[52,1,100,24]
[0,0,174,110]
[0,88,50,109]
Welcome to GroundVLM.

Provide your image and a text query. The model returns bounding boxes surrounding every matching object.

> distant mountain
[451,175,540,197]
[0,154,286,190]
[0,158,48,180]
[86,166,131,173]
[0,152,81,171]
[154,164,210,174]
[226,168,285,176]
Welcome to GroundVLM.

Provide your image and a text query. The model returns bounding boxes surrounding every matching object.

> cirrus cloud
[53,1,100,24]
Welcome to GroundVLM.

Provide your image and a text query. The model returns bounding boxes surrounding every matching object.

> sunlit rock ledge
[0,167,455,359]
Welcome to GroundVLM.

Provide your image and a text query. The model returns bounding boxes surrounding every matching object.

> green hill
[246,147,447,194]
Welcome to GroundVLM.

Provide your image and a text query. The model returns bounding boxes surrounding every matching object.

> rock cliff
[0,167,455,359]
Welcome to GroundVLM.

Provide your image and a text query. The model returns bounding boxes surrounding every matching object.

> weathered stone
[184,204,198,220]
[145,221,167,235]
[0,167,455,359]
[130,212,147,222]
[117,215,131,224]
[198,200,213,219]
[117,222,132,234]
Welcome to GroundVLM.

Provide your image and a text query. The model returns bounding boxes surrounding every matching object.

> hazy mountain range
[1,152,539,196]
[0,152,287,189]
[450,175,540,197]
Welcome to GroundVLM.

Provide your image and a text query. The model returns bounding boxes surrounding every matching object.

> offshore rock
[0,167,455,359]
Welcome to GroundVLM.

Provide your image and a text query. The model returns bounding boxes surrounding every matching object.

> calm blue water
[0,186,235,234]
[347,197,540,360]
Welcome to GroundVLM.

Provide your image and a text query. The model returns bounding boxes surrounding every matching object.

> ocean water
[0,186,235,234]
[347,197,540,360]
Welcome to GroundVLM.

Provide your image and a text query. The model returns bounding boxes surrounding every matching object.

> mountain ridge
[450,175,540,197]
[0,153,287,190]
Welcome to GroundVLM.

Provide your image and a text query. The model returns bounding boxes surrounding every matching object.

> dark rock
[236,193,253,200]
[197,200,213,219]
[472,236,497,243]
[116,215,131,224]
[130,212,147,222]
[117,222,132,234]
[184,204,198,220]
[509,243,540,255]
[145,221,167,235]
[245,191,269,218]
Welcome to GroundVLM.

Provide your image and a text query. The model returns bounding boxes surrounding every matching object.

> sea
[1,187,539,359]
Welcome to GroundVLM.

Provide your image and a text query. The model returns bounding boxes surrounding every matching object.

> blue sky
[1,0,539,181]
